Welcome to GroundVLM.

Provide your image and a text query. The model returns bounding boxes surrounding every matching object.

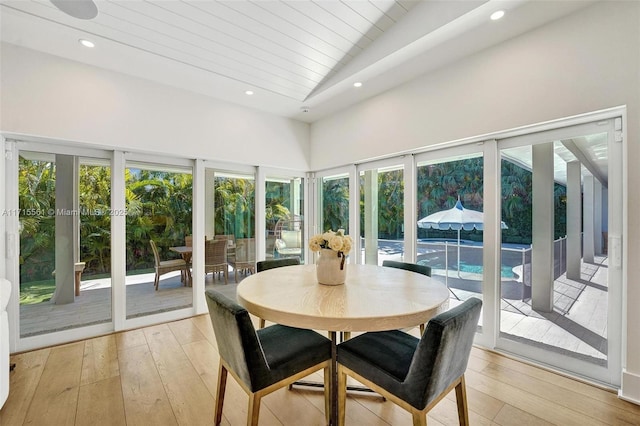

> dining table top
[169,245,192,254]
[236,263,450,333]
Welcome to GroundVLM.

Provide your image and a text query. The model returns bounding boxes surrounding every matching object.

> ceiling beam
[561,138,608,188]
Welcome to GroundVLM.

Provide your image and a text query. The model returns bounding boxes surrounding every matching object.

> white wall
[0,43,310,170]
[311,3,637,170]
[311,1,640,403]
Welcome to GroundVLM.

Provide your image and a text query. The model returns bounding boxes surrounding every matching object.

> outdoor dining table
[169,245,193,286]
[236,263,450,425]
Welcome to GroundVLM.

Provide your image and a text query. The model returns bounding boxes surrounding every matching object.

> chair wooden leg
[154,273,159,291]
[215,364,228,426]
[259,318,266,329]
[419,323,425,335]
[338,366,347,426]
[455,375,469,426]
[411,412,427,426]
[247,393,261,426]
[324,366,331,425]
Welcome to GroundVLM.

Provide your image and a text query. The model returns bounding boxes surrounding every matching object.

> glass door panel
[498,122,620,385]
[209,171,255,283]
[320,173,350,235]
[18,152,112,336]
[416,154,484,304]
[124,163,193,318]
[359,164,404,265]
[266,176,304,263]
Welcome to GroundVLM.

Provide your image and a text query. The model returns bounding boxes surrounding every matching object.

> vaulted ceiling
[1,0,595,122]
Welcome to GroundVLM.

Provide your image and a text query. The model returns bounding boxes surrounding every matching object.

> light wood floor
[2,315,639,426]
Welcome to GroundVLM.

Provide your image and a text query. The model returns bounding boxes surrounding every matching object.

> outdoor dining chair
[337,298,482,426]
[149,239,187,290]
[205,290,332,426]
[205,238,229,284]
[229,237,256,282]
[255,257,301,328]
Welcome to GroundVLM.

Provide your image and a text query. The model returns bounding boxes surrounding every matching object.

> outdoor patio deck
[19,271,238,337]
[18,253,609,368]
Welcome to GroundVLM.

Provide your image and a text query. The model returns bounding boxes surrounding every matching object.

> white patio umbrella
[417,198,508,273]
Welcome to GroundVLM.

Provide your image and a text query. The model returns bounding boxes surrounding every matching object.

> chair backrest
[382,260,431,277]
[215,234,235,248]
[406,298,482,409]
[205,290,270,391]
[184,235,193,247]
[256,257,300,273]
[235,238,256,262]
[205,238,227,265]
[149,240,161,267]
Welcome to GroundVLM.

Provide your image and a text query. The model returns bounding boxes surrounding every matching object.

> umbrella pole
[445,241,448,288]
[457,229,461,277]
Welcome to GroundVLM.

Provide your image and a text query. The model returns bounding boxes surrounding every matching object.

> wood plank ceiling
[1,1,598,120]
[1,0,417,102]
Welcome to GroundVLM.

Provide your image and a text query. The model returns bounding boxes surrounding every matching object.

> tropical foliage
[322,157,568,244]
[18,152,566,286]
[18,156,194,282]
[322,176,349,234]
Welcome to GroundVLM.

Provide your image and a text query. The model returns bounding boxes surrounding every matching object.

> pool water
[418,260,516,279]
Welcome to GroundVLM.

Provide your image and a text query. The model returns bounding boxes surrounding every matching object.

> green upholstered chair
[255,257,301,328]
[382,259,432,277]
[205,290,331,426]
[256,257,301,272]
[337,298,482,426]
[382,260,432,334]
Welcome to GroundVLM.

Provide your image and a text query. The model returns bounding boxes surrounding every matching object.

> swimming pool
[417,260,517,279]
[416,239,527,279]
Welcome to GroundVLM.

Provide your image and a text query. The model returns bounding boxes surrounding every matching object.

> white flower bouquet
[309,229,353,255]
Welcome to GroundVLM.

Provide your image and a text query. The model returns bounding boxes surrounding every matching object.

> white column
[594,180,603,255]
[364,170,378,265]
[204,168,215,239]
[566,161,582,280]
[583,175,595,263]
[291,177,301,217]
[111,151,126,330]
[193,159,206,314]
[52,154,75,304]
[73,156,80,264]
[531,144,554,312]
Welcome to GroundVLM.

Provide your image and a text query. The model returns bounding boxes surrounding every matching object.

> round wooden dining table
[236,263,450,426]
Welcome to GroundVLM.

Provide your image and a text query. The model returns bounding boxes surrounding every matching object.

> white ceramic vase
[316,248,347,285]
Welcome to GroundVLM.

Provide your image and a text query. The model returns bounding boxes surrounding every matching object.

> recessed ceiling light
[353,82,363,88]
[79,39,95,48]
[245,90,254,95]
[490,10,505,21]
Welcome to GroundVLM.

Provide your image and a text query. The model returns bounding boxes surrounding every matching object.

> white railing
[416,236,568,300]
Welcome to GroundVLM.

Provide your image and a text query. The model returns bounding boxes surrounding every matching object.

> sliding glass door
[124,161,193,319]
[266,175,305,263]
[16,148,113,338]
[357,160,404,265]
[414,149,485,308]
[497,119,622,385]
